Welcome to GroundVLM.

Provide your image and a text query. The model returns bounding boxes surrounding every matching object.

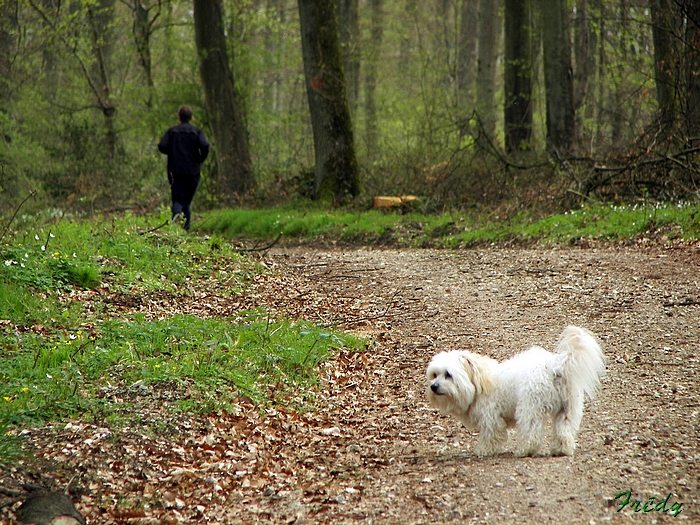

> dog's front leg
[474,417,507,456]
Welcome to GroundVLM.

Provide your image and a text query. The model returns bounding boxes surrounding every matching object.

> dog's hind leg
[515,411,546,457]
[550,402,583,456]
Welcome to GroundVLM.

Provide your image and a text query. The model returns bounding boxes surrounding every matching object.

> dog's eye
[445,371,452,380]
[430,373,437,380]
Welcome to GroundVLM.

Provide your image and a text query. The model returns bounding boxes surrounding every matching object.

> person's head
[178,105,194,123]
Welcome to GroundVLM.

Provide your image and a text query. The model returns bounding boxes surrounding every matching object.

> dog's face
[426,351,494,414]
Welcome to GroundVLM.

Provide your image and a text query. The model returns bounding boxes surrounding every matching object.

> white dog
[426,326,605,457]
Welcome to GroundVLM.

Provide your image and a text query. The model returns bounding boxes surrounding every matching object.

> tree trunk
[573,0,589,113]
[336,0,359,114]
[399,0,418,77]
[365,0,384,156]
[0,1,17,106]
[457,0,478,109]
[683,0,700,141]
[476,0,501,136]
[86,0,118,158]
[504,0,533,153]
[298,0,360,202]
[539,0,575,154]
[649,0,678,128]
[581,0,598,150]
[594,2,605,149]
[193,0,254,201]
[131,0,155,110]
[265,0,285,113]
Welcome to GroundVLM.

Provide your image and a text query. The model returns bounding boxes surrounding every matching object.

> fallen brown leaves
[3,244,700,524]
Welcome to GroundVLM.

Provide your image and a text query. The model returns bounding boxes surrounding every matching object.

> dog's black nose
[430,383,439,393]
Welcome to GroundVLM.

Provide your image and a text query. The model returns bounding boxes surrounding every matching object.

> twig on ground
[663,298,700,307]
[138,220,169,235]
[237,232,283,253]
[0,189,37,243]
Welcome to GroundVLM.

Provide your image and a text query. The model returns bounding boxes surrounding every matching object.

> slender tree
[336,0,359,114]
[457,0,478,109]
[123,0,161,111]
[298,0,360,202]
[0,1,18,106]
[86,0,118,158]
[649,0,679,128]
[193,0,253,201]
[539,0,576,154]
[504,0,533,153]
[476,0,501,136]
[365,0,384,156]
[573,0,589,114]
[681,0,700,140]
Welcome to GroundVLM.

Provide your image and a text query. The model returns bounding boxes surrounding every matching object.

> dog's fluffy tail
[554,326,605,400]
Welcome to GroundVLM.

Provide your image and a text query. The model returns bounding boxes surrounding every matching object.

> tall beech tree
[681,0,700,140]
[298,0,360,202]
[457,0,478,109]
[476,0,501,136]
[504,0,533,153]
[649,0,679,129]
[336,0,359,114]
[539,0,576,154]
[122,0,161,111]
[193,0,253,201]
[86,0,118,158]
[365,0,384,156]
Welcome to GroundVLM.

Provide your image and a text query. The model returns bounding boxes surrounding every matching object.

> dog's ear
[460,353,495,395]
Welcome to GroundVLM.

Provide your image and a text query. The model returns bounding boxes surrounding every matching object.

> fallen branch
[0,189,37,243]
[237,232,283,253]
[663,298,700,307]
[138,220,169,235]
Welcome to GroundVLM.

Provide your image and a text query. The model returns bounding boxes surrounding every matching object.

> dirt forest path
[249,245,700,525]
[5,244,700,525]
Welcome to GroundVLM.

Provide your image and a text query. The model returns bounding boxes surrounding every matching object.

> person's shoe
[171,212,183,225]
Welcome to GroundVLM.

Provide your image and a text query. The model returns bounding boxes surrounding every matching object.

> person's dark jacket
[157,122,210,182]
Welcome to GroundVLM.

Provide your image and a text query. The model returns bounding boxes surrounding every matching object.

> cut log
[373,195,419,208]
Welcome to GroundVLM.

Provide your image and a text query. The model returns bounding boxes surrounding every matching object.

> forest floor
[2,241,700,524]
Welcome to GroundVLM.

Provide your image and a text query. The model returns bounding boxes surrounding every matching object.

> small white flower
[35,234,40,240]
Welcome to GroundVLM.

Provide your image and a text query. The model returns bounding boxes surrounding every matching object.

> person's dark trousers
[170,173,200,231]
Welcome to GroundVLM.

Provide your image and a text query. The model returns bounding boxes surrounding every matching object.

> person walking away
[158,105,210,231]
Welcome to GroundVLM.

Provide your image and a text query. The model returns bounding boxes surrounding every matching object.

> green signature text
[615,491,683,517]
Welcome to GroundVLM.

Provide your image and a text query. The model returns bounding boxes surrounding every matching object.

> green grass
[1,200,698,455]
[203,206,408,240]
[201,201,700,246]
[0,312,359,427]
[0,210,364,454]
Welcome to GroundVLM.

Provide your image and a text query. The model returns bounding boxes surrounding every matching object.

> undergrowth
[1,200,698,456]
[201,200,700,246]
[0,210,362,455]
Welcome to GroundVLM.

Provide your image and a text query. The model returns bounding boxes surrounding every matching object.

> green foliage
[201,201,700,247]
[0,212,364,448]
[0,421,22,468]
[0,0,678,216]
[0,312,360,428]
[203,205,431,242]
